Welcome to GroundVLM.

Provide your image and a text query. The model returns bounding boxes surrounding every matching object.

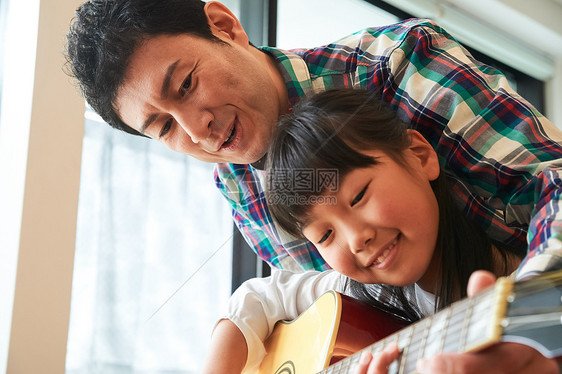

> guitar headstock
[500,270,562,358]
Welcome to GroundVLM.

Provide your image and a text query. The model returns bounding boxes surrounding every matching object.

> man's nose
[173,106,213,144]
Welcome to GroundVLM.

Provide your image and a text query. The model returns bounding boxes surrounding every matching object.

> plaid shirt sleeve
[214,163,330,271]
[504,165,562,279]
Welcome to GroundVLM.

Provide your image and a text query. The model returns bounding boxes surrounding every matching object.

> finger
[367,343,400,374]
[354,351,373,374]
[417,343,556,374]
[417,354,455,374]
[517,353,559,374]
[466,270,496,297]
[486,343,558,374]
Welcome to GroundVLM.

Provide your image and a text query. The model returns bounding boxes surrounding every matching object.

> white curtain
[66,111,233,374]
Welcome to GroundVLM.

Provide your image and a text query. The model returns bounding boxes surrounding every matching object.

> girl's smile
[366,234,399,269]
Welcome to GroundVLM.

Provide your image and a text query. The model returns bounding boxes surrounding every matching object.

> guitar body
[258,291,408,374]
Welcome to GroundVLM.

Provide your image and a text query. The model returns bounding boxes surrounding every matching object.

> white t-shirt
[414,283,437,316]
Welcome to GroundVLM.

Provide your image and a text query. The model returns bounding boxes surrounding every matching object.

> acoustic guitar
[258,270,562,374]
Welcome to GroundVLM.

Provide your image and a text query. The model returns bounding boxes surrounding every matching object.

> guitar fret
[347,337,390,373]
[423,307,449,359]
[417,318,431,362]
[400,318,427,372]
[442,300,468,353]
[438,308,452,354]
[459,297,476,351]
[465,292,493,349]
[384,335,399,374]
[370,338,384,358]
[397,327,414,374]
[330,356,342,373]
[340,354,351,373]
[334,352,350,373]
[349,352,361,372]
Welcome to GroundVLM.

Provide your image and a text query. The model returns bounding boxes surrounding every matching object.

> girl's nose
[347,225,375,254]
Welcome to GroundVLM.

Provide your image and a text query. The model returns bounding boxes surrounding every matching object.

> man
[66,1,561,372]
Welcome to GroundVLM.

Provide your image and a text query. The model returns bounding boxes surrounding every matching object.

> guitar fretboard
[320,278,513,374]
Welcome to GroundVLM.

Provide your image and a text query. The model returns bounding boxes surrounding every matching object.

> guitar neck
[321,271,562,374]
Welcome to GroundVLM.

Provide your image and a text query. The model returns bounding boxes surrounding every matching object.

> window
[0,0,8,126]
[277,0,399,49]
[66,110,233,373]
[66,3,258,373]
[276,0,544,111]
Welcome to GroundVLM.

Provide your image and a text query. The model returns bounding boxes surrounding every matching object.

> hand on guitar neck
[355,271,560,374]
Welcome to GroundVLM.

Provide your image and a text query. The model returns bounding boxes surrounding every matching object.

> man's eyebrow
[139,59,181,134]
[140,113,158,134]
[160,59,180,100]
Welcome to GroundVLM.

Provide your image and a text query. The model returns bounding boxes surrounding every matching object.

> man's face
[115,32,284,163]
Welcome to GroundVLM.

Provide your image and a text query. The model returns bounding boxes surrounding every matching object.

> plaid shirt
[214,18,562,279]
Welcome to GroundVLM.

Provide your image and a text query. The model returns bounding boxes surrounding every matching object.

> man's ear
[406,129,440,181]
[204,1,249,46]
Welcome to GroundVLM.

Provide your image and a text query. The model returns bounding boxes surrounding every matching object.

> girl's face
[302,131,442,291]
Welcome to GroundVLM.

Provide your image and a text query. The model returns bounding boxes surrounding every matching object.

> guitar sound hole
[274,360,296,374]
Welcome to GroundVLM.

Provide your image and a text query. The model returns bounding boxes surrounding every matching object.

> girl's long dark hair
[266,88,524,322]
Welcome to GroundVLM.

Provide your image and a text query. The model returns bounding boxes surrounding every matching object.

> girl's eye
[351,184,368,207]
[179,74,192,96]
[160,118,173,138]
[318,230,333,245]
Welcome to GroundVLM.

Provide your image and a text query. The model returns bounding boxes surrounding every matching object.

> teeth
[375,249,390,264]
[225,127,235,144]
[373,238,397,265]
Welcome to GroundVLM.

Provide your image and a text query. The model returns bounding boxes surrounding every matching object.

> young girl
[202,89,558,374]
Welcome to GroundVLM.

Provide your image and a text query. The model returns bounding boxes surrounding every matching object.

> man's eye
[179,75,192,96]
[351,185,368,207]
[160,118,173,138]
[318,230,333,244]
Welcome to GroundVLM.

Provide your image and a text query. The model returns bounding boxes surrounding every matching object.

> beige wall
[1,0,85,373]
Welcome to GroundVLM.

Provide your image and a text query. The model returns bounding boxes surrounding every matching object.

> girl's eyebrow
[300,215,315,231]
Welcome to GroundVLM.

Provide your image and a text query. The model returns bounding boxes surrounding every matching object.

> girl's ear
[406,129,440,181]
[204,1,249,47]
